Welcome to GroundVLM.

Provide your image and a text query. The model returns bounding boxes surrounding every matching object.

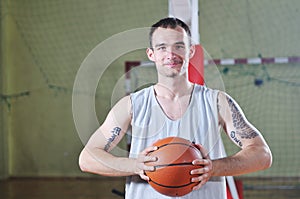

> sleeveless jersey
[126,84,226,199]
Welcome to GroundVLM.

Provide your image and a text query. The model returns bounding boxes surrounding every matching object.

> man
[79,18,272,198]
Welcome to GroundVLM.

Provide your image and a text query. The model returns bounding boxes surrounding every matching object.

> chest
[155,95,191,120]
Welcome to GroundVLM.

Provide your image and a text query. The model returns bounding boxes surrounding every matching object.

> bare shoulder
[217,91,244,115]
[101,95,132,132]
[111,95,132,115]
[217,91,235,105]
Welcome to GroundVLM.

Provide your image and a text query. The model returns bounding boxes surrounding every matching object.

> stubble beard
[158,64,187,78]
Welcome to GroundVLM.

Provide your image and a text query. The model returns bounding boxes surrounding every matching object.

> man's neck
[155,77,194,99]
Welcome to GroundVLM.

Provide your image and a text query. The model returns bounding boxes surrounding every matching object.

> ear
[146,48,155,62]
[189,45,196,59]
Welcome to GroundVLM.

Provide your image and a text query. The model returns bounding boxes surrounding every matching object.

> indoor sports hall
[0,0,299,198]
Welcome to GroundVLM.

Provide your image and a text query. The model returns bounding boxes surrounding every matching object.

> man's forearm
[79,147,137,177]
[212,145,272,176]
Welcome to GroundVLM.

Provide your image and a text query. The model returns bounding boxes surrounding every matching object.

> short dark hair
[149,17,191,48]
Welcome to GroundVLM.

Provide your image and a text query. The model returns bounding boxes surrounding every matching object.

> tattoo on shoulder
[226,96,259,141]
[104,127,121,152]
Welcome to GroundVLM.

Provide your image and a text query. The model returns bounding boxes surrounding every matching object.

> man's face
[147,26,193,78]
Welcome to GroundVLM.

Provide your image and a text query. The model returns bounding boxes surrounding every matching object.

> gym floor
[0,177,299,199]
[0,177,126,199]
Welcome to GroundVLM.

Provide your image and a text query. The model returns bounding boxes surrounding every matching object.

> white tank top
[126,84,226,199]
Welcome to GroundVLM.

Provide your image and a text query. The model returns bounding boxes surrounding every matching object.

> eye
[156,46,166,51]
[175,45,185,50]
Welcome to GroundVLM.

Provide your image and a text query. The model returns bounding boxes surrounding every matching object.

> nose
[165,47,177,59]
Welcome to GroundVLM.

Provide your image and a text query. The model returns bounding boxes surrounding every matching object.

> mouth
[164,61,182,68]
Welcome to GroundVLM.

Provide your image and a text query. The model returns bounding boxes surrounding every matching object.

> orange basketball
[145,137,203,197]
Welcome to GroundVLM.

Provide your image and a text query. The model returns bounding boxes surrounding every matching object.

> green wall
[0,0,8,179]
[0,0,299,178]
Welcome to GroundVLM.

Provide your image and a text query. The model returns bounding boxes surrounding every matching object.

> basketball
[145,137,203,197]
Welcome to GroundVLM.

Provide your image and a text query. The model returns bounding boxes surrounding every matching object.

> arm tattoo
[226,96,258,144]
[104,127,121,152]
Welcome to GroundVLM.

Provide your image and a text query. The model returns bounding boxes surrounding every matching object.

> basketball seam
[150,179,195,188]
[154,162,193,169]
[157,142,195,149]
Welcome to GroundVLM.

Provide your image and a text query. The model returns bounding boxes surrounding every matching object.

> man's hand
[134,145,158,181]
[190,144,213,190]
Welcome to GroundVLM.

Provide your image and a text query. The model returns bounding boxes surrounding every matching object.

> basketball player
[79,18,272,198]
